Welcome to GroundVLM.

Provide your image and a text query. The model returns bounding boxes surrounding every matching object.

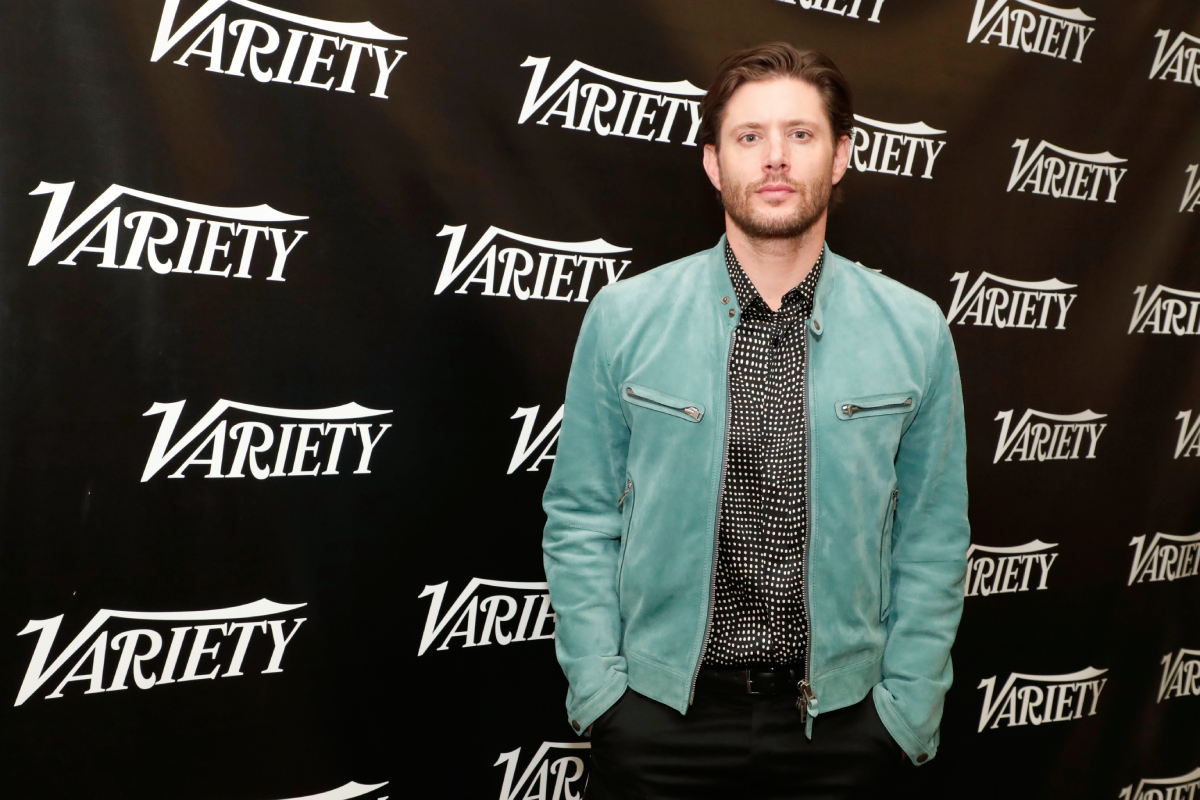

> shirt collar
[724,242,824,319]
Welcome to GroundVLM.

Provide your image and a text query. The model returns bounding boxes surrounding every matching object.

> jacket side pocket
[881,488,898,622]
[616,478,636,598]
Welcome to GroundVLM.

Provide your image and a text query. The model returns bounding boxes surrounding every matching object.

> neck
[726,213,826,311]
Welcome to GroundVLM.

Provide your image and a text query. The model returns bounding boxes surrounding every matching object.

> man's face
[702,77,851,240]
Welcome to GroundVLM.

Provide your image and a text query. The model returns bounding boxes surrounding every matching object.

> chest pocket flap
[621,382,705,423]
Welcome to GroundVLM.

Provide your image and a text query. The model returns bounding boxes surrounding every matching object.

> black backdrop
[1,1,1198,799]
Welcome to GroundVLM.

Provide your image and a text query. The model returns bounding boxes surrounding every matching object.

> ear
[702,143,722,193]
[831,133,851,186]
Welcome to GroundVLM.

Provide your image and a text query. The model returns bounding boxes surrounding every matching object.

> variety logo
[1007,140,1127,202]
[967,0,1096,62]
[773,0,887,23]
[1120,767,1200,800]
[434,225,631,301]
[947,272,1077,329]
[518,57,704,145]
[966,540,1058,597]
[847,115,946,179]
[1182,165,1200,213]
[141,400,392,482]
[150,0,407,98]
[1175,411,1200,459]
[1158,649,1200,703]
[1127,531,1200,585]
[14,598,304,707]
[1128,285,1200,336]
[418,579,555,656]
[28,181,307,281]
[992,409,1106,463]
[495,742,590,800]
[976,666,1107,731]
[1149,29,1200,86]
[509,405,562,474]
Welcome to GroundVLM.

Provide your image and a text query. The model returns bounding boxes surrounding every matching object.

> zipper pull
[892,488,899,510]
[796,680,817,721]
[842,404,861,418]
[617,479,632,508]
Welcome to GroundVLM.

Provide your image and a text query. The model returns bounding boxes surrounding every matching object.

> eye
[740,133,760,143]
[791,130,811,140]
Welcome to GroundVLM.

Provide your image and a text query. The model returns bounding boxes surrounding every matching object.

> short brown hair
[699,43,854,151]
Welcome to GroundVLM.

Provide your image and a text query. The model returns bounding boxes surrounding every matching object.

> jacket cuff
[567,671,629,737]
[873,684,938,765]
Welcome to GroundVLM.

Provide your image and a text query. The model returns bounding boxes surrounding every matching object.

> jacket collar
[708,234,837,337]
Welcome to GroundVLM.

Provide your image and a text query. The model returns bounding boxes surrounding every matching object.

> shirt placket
[764,306,796,662]
[746,306,772,650]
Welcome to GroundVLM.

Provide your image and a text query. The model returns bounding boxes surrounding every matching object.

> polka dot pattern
[703,243,824,667]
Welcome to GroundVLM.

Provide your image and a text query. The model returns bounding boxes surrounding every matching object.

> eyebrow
[730,119,822,130]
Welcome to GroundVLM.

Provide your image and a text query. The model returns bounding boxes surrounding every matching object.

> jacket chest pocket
[835,392,915,421]
[880,489,898,622]
[621,382,706,423]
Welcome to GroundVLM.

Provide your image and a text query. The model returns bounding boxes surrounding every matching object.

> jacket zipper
[625,387,703,421]
[841,398,912,418]
[689,328,735,704]
[618,479,632,508]
[797,323,817,723]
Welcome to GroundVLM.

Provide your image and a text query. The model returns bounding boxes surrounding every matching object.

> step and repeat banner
[0,1,1197,798]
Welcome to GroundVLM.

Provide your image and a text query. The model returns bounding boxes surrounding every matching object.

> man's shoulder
[830,253,945,329]
[593,245,715,310]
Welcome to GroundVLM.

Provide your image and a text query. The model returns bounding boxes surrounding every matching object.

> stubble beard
[721,170,832,242]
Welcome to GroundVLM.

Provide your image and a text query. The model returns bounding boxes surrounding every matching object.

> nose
[764,131,789,173]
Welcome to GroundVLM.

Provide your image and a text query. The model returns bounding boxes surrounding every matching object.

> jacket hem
[814,651,883,683]
[810,652,883,716]
[626,649,691,714]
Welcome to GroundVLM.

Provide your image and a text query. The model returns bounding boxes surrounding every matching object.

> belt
[696,663,804,695]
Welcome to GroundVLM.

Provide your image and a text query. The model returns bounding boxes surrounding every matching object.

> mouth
[755,183,796,200]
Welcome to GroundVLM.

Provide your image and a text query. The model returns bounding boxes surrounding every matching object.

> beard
[721,170,832,241]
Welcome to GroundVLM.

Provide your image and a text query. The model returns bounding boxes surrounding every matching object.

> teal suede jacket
[542,236,969,764]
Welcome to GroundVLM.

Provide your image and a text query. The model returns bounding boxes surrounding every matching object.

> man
[542,43,969,799]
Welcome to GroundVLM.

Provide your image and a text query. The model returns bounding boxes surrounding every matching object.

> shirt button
[917,754,928,763]
[571,720,581,731]
[722,296,730,304]
[729,309,736,318]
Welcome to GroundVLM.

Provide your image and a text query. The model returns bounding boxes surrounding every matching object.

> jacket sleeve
[542,290,631,735]
[874,310,970,765]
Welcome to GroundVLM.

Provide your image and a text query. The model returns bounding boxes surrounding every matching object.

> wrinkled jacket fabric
[542,236,969,764]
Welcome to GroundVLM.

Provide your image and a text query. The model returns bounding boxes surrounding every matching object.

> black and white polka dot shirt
[703,242,824,667]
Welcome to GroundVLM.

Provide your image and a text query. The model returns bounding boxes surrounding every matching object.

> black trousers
[585,688,906,800]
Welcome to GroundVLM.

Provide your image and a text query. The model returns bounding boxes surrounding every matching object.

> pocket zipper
[842,398,912,418]
[625,387,703,421]
[618,479,632,508]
